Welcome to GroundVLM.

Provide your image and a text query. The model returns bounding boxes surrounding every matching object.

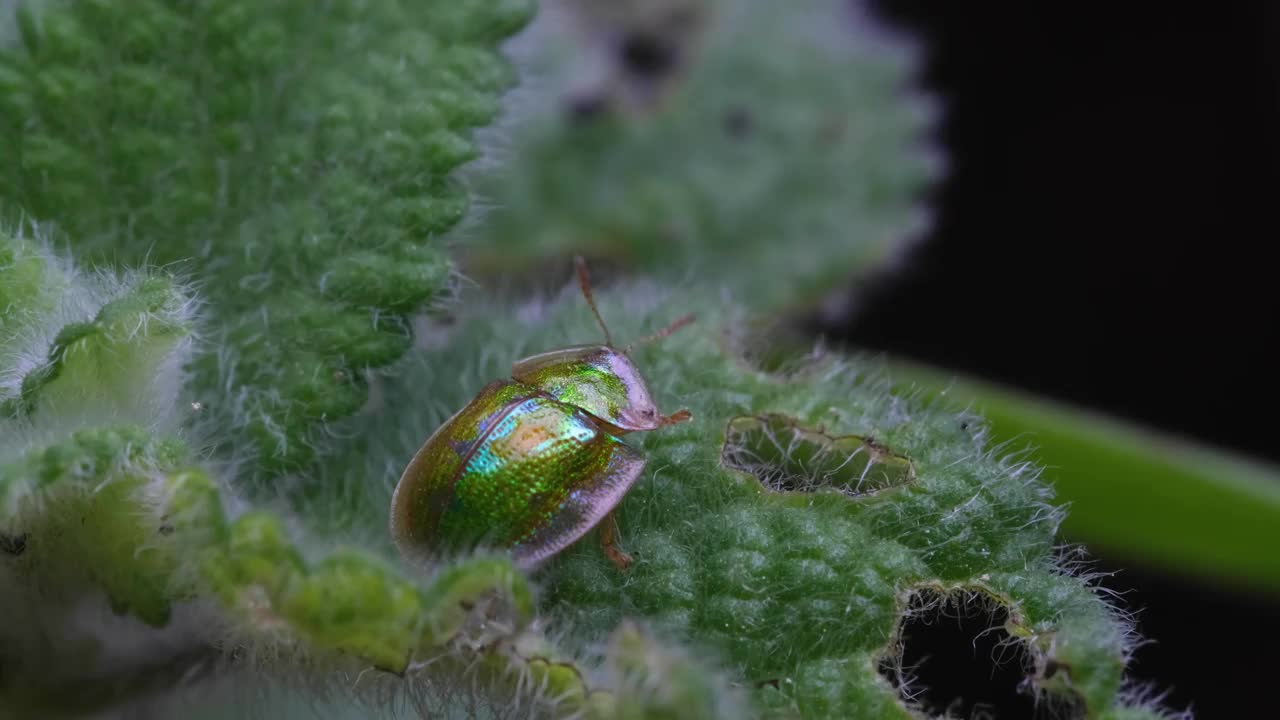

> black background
[839,2,1280,717]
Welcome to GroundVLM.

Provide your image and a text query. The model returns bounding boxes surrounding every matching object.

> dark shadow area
[1090,563,1280,720]
[880,590,1081,720]
[855,0,1280,454]
[0,532,25,556]
[843,2,1280,716]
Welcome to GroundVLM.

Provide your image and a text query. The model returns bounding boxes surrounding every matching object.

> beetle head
[517,258,691,431]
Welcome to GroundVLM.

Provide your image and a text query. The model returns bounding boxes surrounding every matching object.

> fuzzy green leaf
[0,231,65,355]
[3,274,192,420]
[604,620,746,720]
[315,284,1161,717]
[889,358,1280,594]
[0,426,189,624]
[0,422,723,716]
[0,2,1190,717]
[0,0,534,474]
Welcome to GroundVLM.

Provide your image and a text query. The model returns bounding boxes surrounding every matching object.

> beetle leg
[600,510,633,570]
[657,409,693,426]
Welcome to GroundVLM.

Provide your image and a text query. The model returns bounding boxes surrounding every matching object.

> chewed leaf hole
[879,589,1084,720]
[0,532,27,556]
[721,414,914,496]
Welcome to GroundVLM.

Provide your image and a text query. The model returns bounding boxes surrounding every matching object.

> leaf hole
[721,414,914,496]
[0,532,27,556]
[878,589,1084,720]
[619,32,679,79]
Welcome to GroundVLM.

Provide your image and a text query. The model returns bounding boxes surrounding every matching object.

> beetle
[390,258,693,570]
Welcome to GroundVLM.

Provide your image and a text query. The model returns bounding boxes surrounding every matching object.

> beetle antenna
[622,313,696,354]
[575,256,614,347]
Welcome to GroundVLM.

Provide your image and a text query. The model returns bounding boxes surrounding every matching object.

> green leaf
[4,274,192,420]
[0,425,190,624]
[0,0,534,474]
[888,358,1280,593]
[1,423,720,716]
[0,232,65,355]
[314,283,1155,716]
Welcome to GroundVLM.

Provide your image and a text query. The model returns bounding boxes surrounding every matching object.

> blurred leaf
[466,0,938,314]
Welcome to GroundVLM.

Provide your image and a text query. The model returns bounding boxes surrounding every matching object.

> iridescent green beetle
[390,259,692,570]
